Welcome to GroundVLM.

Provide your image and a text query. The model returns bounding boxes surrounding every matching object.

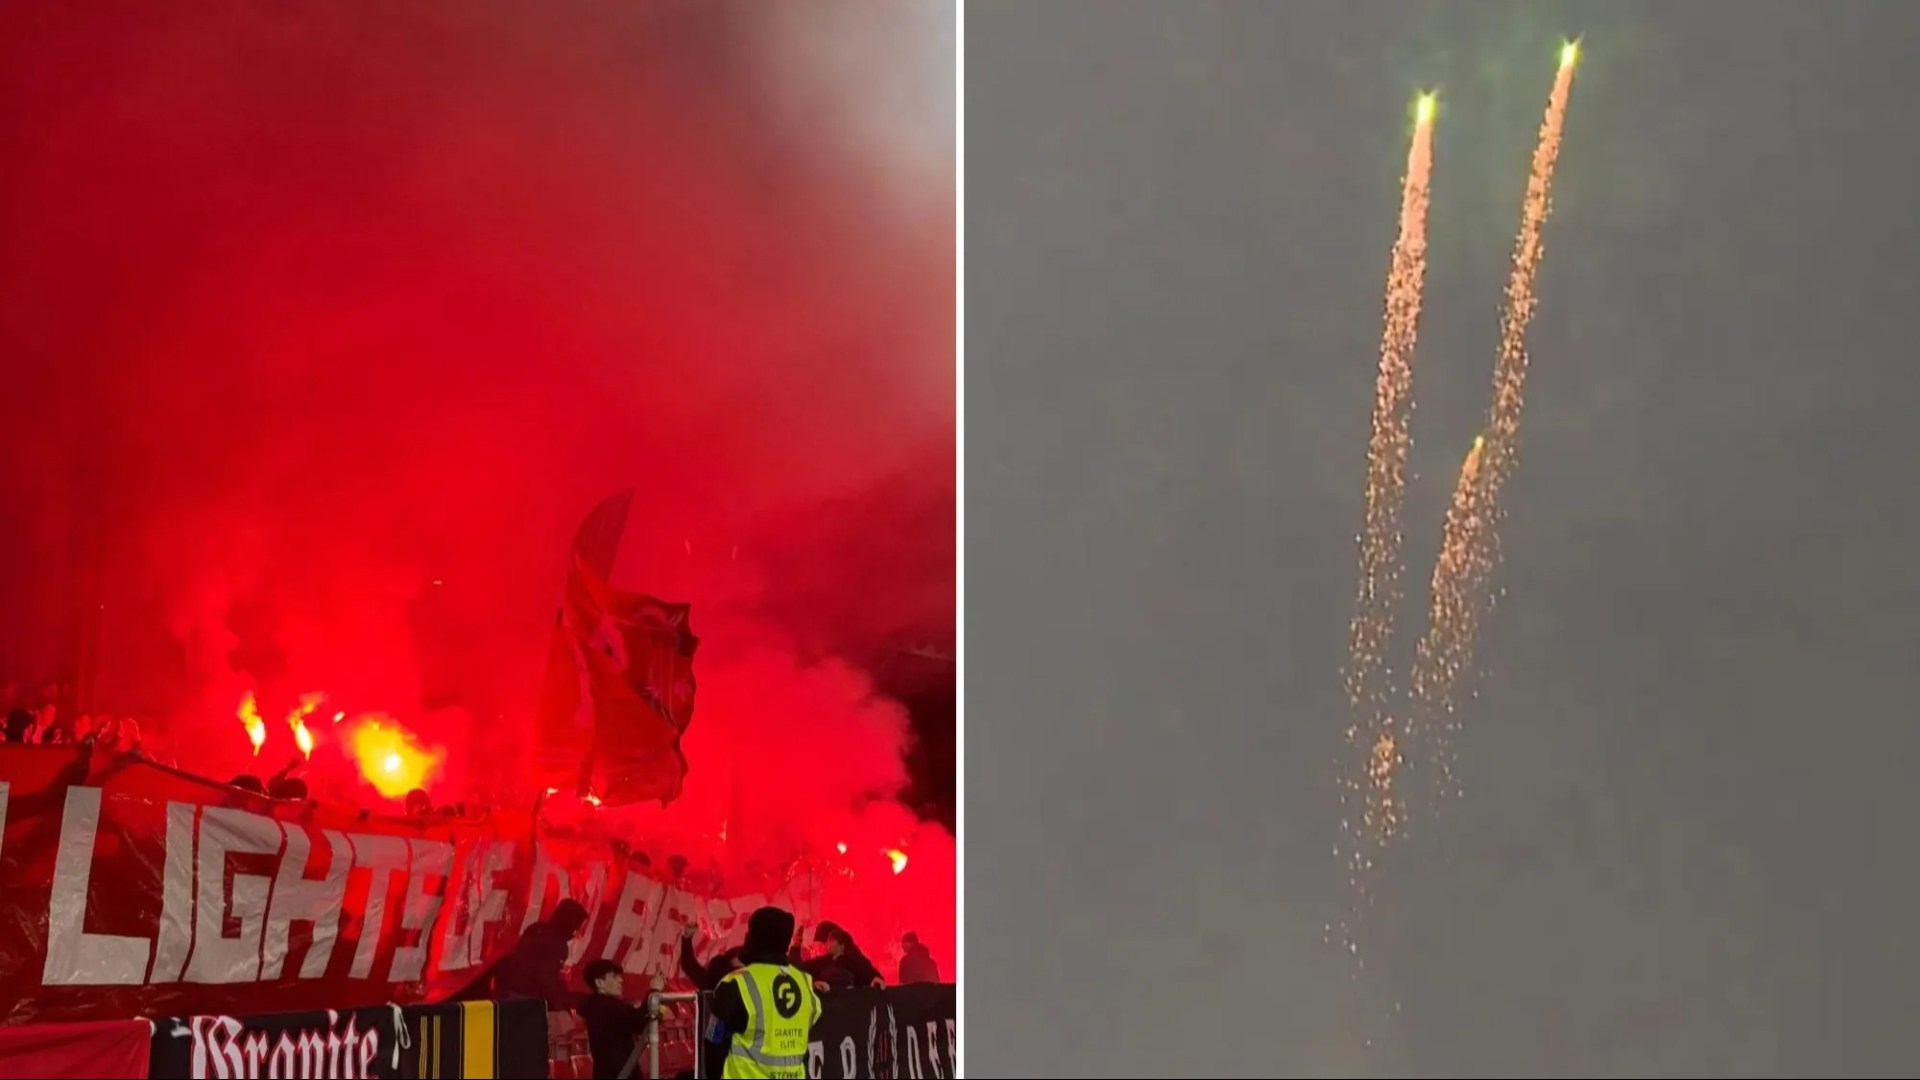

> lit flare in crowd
[237,692,267,756]
[1337,90,1437,957]
[1411,47,1578,805]
[887,849,909,874]
[286,692,326,760]
[345,715,443,799]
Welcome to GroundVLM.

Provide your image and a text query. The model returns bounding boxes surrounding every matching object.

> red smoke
[0,3,954,971]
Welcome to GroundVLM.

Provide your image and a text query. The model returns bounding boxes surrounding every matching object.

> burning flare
[237,692,267,756]
[344,715,443,799]
[286,692,326,759]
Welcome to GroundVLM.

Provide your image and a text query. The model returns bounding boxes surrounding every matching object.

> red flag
[563,565,699,805]
[535,491,634,791]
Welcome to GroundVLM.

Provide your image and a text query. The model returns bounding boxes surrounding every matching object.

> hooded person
[489,898,591,1008]
[708,906,822,1079]
[898,931,939,984]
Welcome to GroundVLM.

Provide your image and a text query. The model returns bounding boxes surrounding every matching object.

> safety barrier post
[645,991,702,1079]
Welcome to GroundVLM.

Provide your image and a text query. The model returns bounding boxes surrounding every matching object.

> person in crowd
[677,922,742,992]
[4,708,34,743]
[405,788,433,816]
[578,958,654,1080]
[710,906,821,1079]
[491,898,590,1008]
[35,700,70,744]
[268,775,309,801]
[898,931,939,984]
[803,922,884,989]
[676,922,748,1079]
[229,774,267,795]
[93,714,142,755]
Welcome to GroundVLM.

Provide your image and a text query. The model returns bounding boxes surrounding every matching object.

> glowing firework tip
[1416,93,1437,125]
[1561,41,1580,68]
[886,849,908,874]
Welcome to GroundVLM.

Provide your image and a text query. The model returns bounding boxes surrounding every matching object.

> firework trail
[1411,45,1579,802]
[1408,435,1494,802]
[1336,94,1436,951]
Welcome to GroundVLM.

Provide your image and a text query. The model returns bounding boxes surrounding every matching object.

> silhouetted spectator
[898,932,939,984]
[492,899,590,1008]
[5,709,34,743]
[268,776,308,801]
[676,922,741,992]
[405,789,432,816]
[804,922,884,989]
[230,775,267,795]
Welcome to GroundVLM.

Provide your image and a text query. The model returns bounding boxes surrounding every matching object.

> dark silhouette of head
[743,906,797,965]
[550,899,590,938]
[583,958,622,995]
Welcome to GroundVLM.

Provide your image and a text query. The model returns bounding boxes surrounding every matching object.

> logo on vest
[771,971,803,1019]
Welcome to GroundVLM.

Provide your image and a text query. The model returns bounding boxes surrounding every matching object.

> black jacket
[578,991,648,1079]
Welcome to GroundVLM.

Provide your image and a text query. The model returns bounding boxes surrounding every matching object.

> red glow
[0,4,955,982]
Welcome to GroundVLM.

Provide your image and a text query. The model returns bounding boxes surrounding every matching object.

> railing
[645,991,704,1079]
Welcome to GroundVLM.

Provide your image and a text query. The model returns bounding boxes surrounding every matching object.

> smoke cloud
[0,1,953,963]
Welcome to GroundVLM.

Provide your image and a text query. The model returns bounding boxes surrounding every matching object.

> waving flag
[535,491,700,804]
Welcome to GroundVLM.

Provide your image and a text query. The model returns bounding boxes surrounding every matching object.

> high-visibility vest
[719,963,821,1079]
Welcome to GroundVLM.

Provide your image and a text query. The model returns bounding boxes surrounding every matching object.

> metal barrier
[644,991,703,1079]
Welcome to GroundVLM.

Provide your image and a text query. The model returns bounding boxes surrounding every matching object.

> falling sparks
[237,692,267,756]
[1336,94,1436,951]
[1332,49,1581,992]
[1408,437,1497,800]
[1410,50,1578,805]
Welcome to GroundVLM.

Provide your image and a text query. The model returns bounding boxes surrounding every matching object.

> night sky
[968,2,1920,1074]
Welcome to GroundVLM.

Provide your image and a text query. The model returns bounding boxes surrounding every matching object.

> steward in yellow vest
[711,907,822,1079]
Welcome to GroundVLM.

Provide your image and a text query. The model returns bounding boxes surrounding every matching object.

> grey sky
[966,2,1920,1075]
